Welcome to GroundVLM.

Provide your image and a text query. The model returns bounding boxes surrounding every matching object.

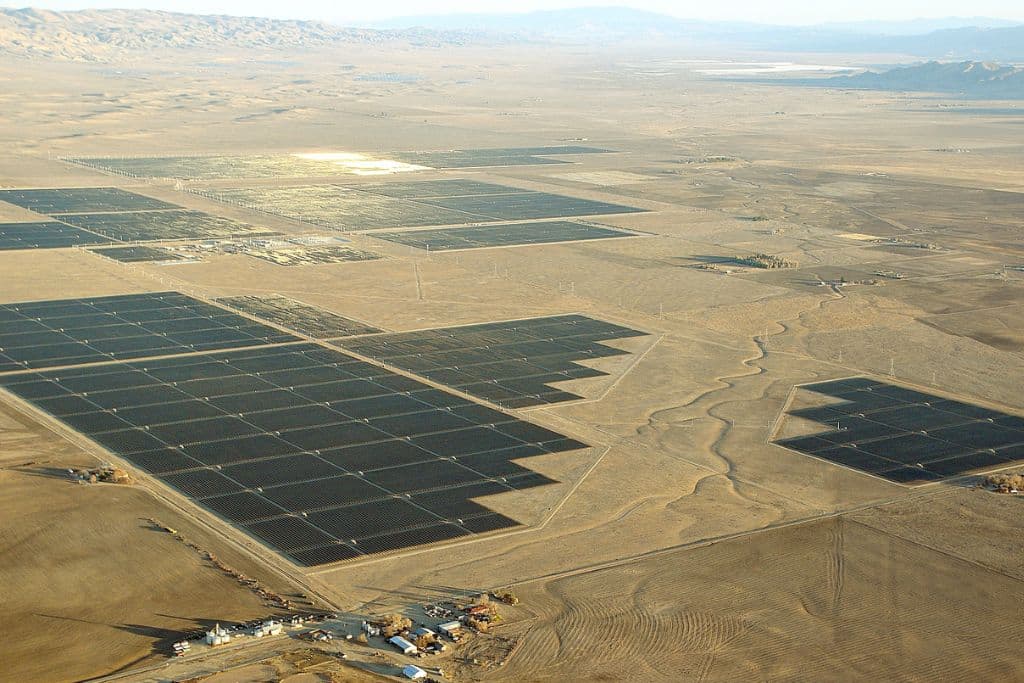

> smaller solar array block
[215,295,382,338]
[90,246,186,262]
[0,292,299,371]
[370,221,637,251]
[57,210,274,242]
[774,378,1024,484]
[0,187,177,214]
[389,146,612,169]
[0,221,112,251]
[337,314,648,408]
[414,192,646,221]
[350,179,532,199]
[0,342,588,565]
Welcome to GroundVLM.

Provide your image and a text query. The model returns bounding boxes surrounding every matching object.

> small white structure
[402,664,428,680]
[437,621,462,638]
[252,620,283,637]
[205,624,231,647]
[389,635,418,655]
[362,620,381,637]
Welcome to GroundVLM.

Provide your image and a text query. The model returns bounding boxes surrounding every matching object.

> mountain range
[1,6,1023,63]
[0,7,479,61]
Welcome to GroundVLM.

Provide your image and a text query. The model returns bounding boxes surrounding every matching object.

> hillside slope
[831,61,1024,98]
[0,8,474,61]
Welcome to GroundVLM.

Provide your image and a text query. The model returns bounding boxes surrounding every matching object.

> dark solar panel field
[57,210,273,242]
[0,221,113,251]
[215,295,382,338]
[90,246,186,262]
[0,340,587,565]
[0,187,177,214]
[337,314,648,408]
[370,221,637,251]
[201,179,646,232]
[774,378,1024,484]
[0,292,298,371]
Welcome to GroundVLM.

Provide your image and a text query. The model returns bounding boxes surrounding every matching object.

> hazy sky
[7,1,1024,25]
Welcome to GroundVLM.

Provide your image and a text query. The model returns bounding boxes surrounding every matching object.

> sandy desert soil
[0,40,1022,682]
[0,402,299,682]
[492,517,1024,682]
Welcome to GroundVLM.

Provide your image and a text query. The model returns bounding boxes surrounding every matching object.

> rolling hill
[0,7,476,61]
[829,61,1024,98]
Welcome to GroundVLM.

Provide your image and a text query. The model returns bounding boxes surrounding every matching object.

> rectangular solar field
[0,221,113,251]
[0,292,299,372]
[90,246,188,263]
[774,378,1024,484]
[0,340,588,565]
[57,210,275,242]
[369,221,637,251]
[215,295,383,338]
[0,187,178,214]
[337,314,648,408]
[200,179,646,231]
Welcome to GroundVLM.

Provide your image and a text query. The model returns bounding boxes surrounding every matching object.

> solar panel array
[0,292,299,372]
[0,221,113,251]
[215,295,382,339]
[0,187,177,214]
[200,179,646,232]
[0,293,590,565]
[370,220,636,251]
[775,378,1024,484]
[337,315,648,408]
[0,188,277,251]
[90,246,186,263]
[57,210,274,243]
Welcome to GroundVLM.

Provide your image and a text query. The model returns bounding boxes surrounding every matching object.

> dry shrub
[466,617,489,632]
[495,591,519,605]
[985,472,1024,492]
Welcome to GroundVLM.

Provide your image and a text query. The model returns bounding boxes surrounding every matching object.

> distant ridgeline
[823,61,1024,99]
[0,7,483,61]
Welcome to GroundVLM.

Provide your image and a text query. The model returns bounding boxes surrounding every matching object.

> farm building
[389,635,418,655]
[403,664,427,680]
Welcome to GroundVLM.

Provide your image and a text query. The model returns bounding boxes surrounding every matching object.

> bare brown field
[494,518,1024,682]
[0,403,295,682]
